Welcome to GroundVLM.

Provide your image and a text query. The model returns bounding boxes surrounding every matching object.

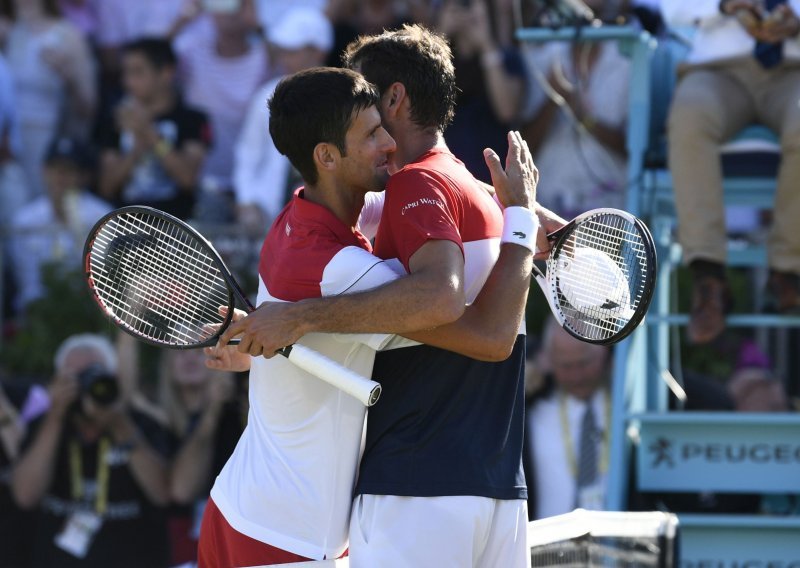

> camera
[77,364,119,406]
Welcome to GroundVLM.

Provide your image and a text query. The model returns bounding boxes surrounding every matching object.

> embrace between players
[199,24,566,568]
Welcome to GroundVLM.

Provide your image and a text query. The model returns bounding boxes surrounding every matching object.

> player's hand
[218,301,307,359]
[483,130,538,210]
[533,204,567,260]
[205,307,251,372]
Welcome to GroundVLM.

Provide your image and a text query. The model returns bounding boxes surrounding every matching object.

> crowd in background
[0,0,798,566]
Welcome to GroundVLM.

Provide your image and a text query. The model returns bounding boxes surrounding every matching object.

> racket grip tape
[281,344,382,406]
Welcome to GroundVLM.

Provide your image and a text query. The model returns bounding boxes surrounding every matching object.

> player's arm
[402,133,537,361]
[220,239,466,357]
[219,132,536,359]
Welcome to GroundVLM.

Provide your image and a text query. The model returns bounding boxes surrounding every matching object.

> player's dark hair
[122,37,178,70]
[269,67,380,185]
[342,23,457,133]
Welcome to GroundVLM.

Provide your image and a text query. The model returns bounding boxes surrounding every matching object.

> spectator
[175,0,268,223]
[0,0,96,200]
[94,0,185,84]
[233,6,332,232]
[9,135,111,314]
[662,0,800,344]
[160,349,244,566]
[519,0,630,220]
[435,0,527,183]
[0,50,26,231]
[325,0,412,68]
[98,37,211,220]
[524,318,613,520]
[0,380,33,567]
[10,333,173,567]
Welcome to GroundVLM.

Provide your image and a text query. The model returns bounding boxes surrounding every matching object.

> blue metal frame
[515,24,657,513]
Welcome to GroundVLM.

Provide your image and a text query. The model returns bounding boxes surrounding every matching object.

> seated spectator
[524,318,613,520]
[175,0,268,223]
[0,379,36,568]
[435,0,527,183]
[662,0,800,344]
[519,0,629,220]
[11,334,173,568]
[160,349,245,566]
[9,136,111,314]
[93,0,185,85]
[233,6,332,232]
[727,367,790,412]
[0,0,97,200]
[98,37,211,220]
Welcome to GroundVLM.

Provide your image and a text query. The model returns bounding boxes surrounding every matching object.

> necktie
[754,0,787,68]
[576,402,599,491]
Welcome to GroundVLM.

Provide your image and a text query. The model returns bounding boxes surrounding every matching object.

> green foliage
[0,262,113,379]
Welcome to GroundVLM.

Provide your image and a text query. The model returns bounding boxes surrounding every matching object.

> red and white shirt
[210,190,399,560]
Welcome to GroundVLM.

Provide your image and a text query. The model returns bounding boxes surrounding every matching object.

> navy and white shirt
[356,148,528,501]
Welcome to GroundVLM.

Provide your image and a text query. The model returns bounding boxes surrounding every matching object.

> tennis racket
[534,208,657,345]
[83,206,382,406]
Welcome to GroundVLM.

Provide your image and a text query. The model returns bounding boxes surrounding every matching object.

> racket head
[543,208,657,345]
[84,206,244,349]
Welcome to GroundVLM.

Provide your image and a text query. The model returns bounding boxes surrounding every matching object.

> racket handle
[220,339,381,406]
[280,344,382,407]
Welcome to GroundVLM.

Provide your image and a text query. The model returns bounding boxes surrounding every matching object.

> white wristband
[501,206,539,253]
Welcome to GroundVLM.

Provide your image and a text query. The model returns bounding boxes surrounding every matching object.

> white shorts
[348,494,530,568]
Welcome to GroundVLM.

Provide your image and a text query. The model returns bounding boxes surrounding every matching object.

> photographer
[11,334,173,567]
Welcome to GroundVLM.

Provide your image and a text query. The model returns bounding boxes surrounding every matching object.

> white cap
[268,7,333,52]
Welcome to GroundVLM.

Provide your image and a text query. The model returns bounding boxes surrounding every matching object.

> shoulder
[321,246,402,296]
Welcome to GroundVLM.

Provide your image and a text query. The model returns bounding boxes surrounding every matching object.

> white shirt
[661,0,800,64]
[176,26,269,188]
[527,387,609,520]
[10,192,112,311]
[233,76,289,221]
[210,195,402,560]
[95,0,184,46]
[521,42,629,218]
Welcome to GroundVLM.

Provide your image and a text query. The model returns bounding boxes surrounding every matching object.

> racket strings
[551,214,651,341]
[88,212,230,345]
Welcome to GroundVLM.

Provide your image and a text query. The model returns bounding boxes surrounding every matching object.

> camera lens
[77,364,119,406]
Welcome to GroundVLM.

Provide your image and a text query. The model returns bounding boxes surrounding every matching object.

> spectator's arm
[471,1,525,123]
[153,138,206,192]
[170,376,233,504]
[109,413,170,506]
[63,26,97,122]
[11,411,63,509]
[481,48,526,123]
[12,373,78,509]
[98,147,145,200]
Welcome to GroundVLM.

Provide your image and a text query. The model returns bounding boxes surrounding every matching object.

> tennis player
[220,25,550,567]
[200,66,540,566]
